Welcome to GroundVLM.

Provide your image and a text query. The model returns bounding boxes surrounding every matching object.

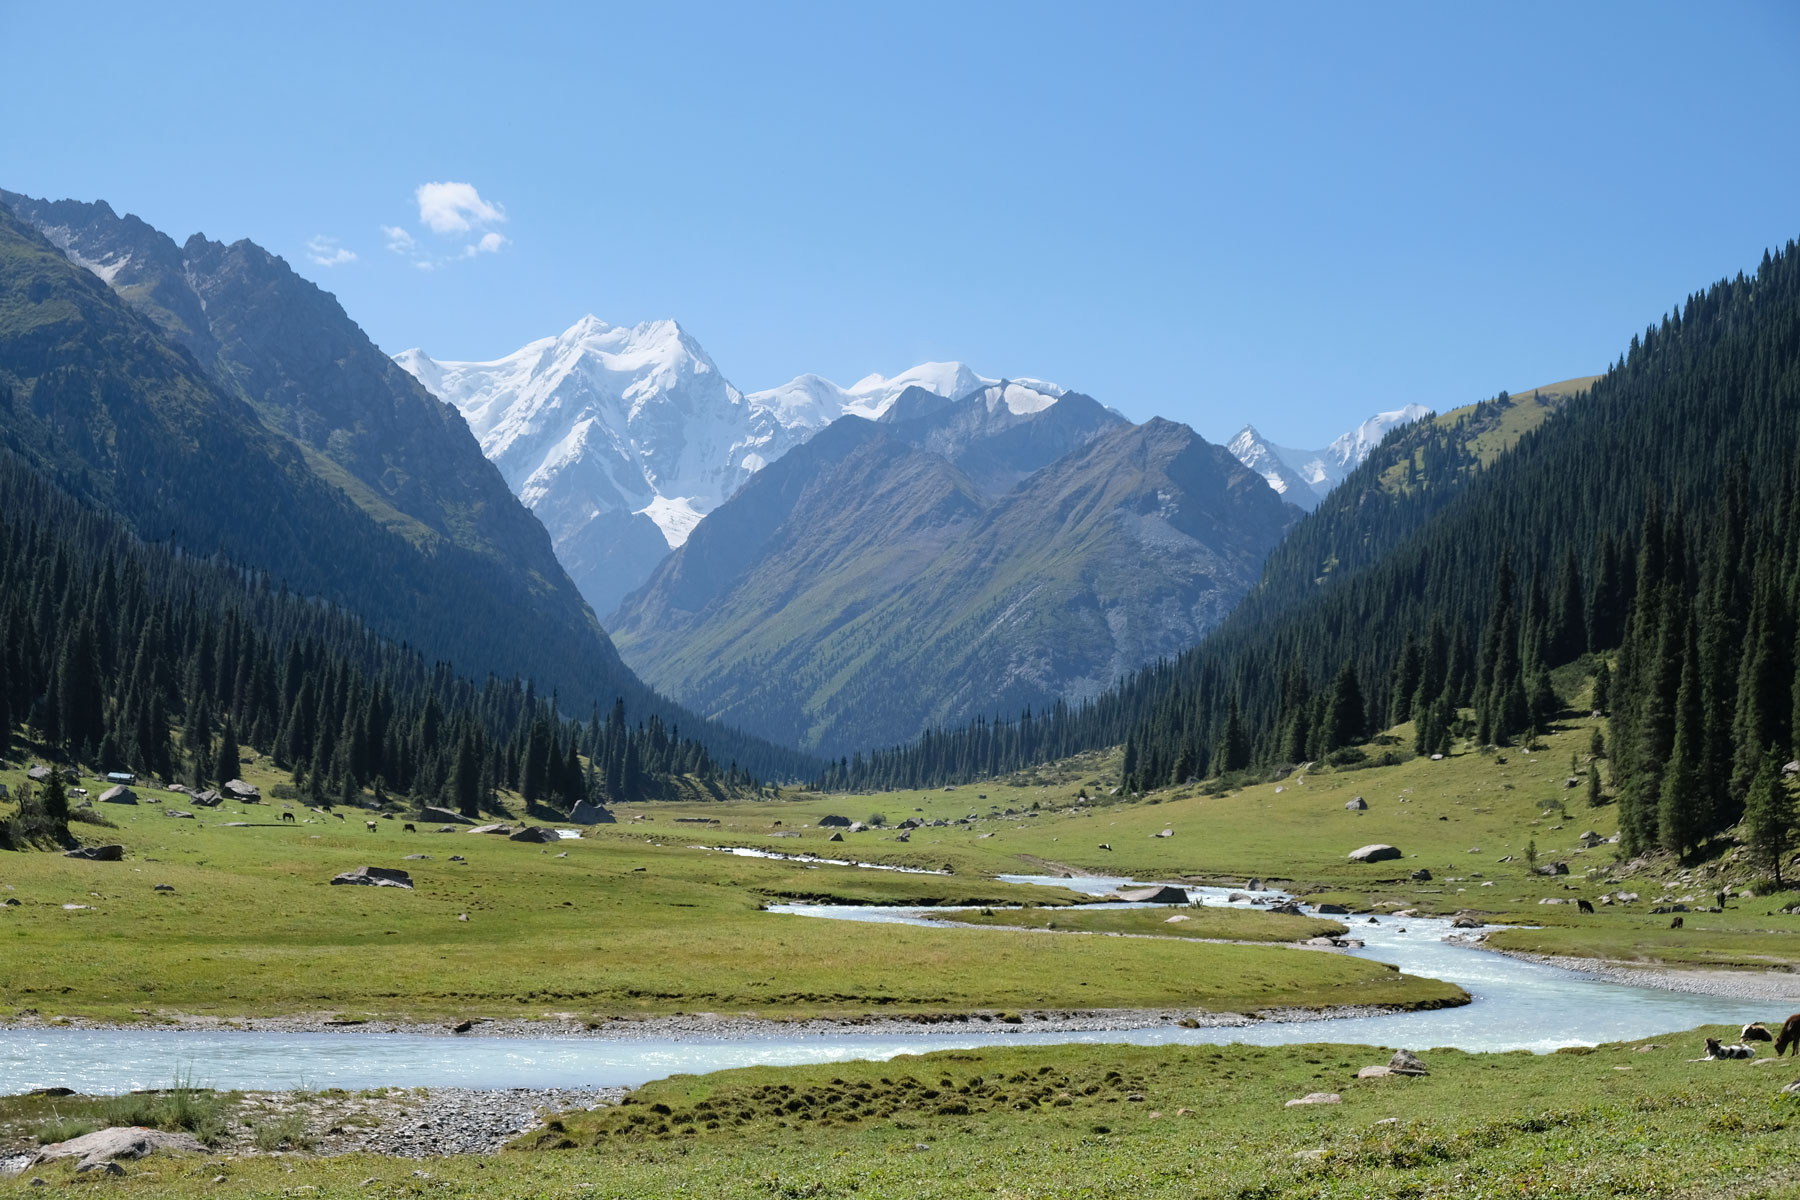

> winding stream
[0,871,1778,1094]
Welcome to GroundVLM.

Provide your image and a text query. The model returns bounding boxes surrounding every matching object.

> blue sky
[4,1,1797,445]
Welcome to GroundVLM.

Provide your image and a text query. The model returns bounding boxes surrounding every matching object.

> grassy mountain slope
[611,408,1295,756]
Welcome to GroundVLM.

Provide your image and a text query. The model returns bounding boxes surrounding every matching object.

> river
[0,872,1775,1093]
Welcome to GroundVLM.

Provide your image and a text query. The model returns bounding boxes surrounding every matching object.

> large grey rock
[329,866,414,888]
[1410,868,1432,881]
[1535,861,1570,876]
[98,786,137,805]
[222,779,260,801]
[568,800,615,825]
[1314,903,1349,915]
[1284,1092,1341,1106]
[420,806,475,825]
[1388,1049,1429,1076]
[25,766,51,781]
[818,814,852,827]
[164,810,194,819]
[1111,885,1190,904]
[848,821,869,833]
[828,832,844,842]
[509,826,561,843]
[63,845,124,862]
[468,824,514,836]
[1345,797,1367,810]
[192,790,223,807]
[1348,844,1402,863]
[34,1126,204,1170]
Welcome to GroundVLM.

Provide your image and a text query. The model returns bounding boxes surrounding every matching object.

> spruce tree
[1742,747,1794,888]
[1324,660,1365,751]
[216,720,240,784]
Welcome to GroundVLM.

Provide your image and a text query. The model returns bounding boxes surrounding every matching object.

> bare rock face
[1347,844,1401,863]
[329,866,414,889]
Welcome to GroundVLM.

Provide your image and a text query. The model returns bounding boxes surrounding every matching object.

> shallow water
[0,873,1773,1093]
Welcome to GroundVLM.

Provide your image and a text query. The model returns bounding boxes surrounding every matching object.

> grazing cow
[280,811,296,823]
[1774,1014,1800,1057]
[1576,899,1594,914]
[403,823,417,833]
[1741,1022,1774,1043]
[365,821,377,833]
[1669,916,1683,929]
[1703,1037,1756,1060]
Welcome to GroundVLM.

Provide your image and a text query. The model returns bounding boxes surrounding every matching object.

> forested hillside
[0,454,745,834]
[0,196,816,781]
[830,241,1800,872]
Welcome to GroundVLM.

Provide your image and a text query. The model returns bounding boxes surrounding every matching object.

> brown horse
[1774,1014,1800,1056]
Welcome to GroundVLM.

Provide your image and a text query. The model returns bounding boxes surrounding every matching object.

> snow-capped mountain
[1228,404,1431,509]
[396,316,1062,615]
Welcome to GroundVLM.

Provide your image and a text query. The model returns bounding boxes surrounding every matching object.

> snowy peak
[1229,404,1431,509]
[398,319,1067,617]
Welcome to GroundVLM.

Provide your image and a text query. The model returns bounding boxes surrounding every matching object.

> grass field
[0,757,1460,1025]
[4,1029,1797,1197]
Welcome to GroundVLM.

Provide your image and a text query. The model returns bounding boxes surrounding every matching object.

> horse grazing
[1741,1022,1773,1043]
[403,823,417,833]
[280,810,296,823]
[1669,916,1684,929]
[1576,899,1594,914]
[1703,1037,1756,1060]
[1774,1014,1800,1057]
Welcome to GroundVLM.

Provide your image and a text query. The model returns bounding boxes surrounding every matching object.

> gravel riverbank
[0,1000,1441,1042]
[1472,939,1800,1004]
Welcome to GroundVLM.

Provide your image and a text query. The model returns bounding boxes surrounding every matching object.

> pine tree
[216,720,240,784]
[1742,747,1795,888]
[40,769,68,825]
[1324,660,1365,751]
[1212,699,1249,775]
[1586,763,1603,808]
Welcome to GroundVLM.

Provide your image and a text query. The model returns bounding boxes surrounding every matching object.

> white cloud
[382,183,510,270]
[416,181,506,235]
[306,235,357,267]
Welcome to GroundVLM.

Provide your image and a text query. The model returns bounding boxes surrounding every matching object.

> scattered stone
[818,815,852,827]
[828,832,844,842]
[1535,862,1570,876]
[1315,903,1349,915]
[567,801,615,825]
[164,809,194,819]
[1356,1065,1392,1078]
[1164,914,1190,924]
[404,854,431,860]
[451,1020,474,1033]
[449,855,466,862]
[63,845,124,862]
[329,866,415,889]
[1153,828,1173,838]
[1429,753,1444,761]
[1388,1049,1429,1076]
[1410,868,1432,881]
[1451,914,1483,929]
[1111,885,1190,904]
[1345,797,1367,810]
[848,822,869,833]
[1285,1092,1341,1106]
[1348,844,1401,863]
[419,806,475,826]
[34,1127,204,1171]
[508,826,560,844]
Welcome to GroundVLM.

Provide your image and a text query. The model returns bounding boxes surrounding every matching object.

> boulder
[1345,797,1367,810]
[848,821,869,833]
[329,866,414,889]
[1112,885,1190,904]
[1228,892,1253,903]
[153,884,174,892]
[818,814,853,827]
[193,790,223,807]
[420,806,475,825]
[1388,1049,1429,1076]
[509,826,561,843]
[828,831,844,842]
[1410,868,1432,881]
[1451,914,1483,929]
[98,786,137,805]
[1315,903,1349,915]
[468,824,514,836]
[1246,878,1263,891]
[1348,844,1402,864]
[1284,1093,1341,1106]
[222,779,260,801]
[34,1126,206,1172]
[563,800,614,824]
[1153,828,1174,838]
[1268,901,1304,916]
[164,810,194,819]
[1535,862,1570,876]
[63,844,124,861]
[1356,1065,1393,1078]
[26,765,52,781]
